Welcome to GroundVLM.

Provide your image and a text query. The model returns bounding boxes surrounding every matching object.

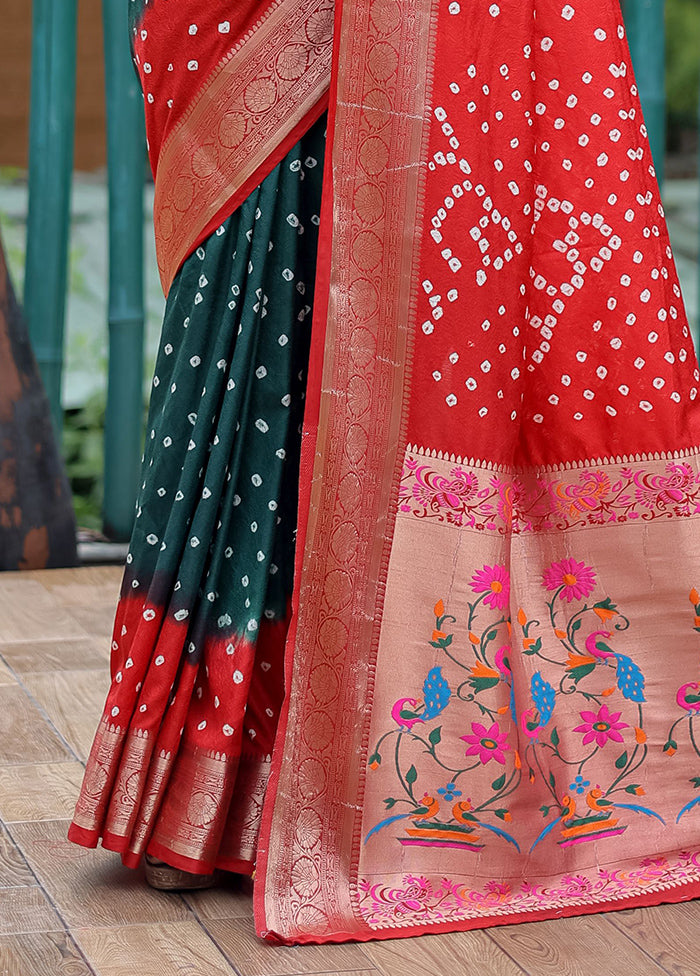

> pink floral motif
[550,470,611,516]
[573,704,629,747]
[560,874,594,896]
[399,462,480,517]
[543,558,596,602]
[470,564,510,610]
[460,721,510,765]
[632,463,698,512]
[483,880,513,900]
[398,454,700,533]
[358,851,700,927]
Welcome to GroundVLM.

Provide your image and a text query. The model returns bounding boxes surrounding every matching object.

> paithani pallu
[71,0,700,946]
[255,0,700,944]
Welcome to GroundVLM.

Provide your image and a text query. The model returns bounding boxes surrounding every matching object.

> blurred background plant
[666,0,700,161]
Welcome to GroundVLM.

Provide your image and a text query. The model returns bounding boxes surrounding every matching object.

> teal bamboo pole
[622,0,666,187]
[24,0,78,437]
[101,0,146,541]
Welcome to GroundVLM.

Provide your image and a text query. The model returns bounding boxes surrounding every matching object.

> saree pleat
[69,116,326,873]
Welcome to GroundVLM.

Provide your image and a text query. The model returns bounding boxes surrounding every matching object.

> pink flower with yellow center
[573,704,628,747]
[460,721,510,765]
[470,564,510,611]
[543,558,596,602]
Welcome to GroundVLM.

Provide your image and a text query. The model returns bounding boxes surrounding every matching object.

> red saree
[73,0,700,946]
[256,0,700,944]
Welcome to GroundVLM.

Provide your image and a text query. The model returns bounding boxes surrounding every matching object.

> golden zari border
[154,0,333,294]
[258,0,439,943]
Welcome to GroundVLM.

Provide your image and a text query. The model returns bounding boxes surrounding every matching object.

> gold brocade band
[154,0,334,294]
[258,0,440,942]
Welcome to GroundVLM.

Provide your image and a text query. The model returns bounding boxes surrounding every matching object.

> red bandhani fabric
[255,0,700,944]
[133,0,333,294]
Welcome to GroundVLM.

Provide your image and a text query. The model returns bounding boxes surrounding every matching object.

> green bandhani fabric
[69,116,326,873]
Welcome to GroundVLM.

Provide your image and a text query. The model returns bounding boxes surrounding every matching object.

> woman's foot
[145,854,220,891]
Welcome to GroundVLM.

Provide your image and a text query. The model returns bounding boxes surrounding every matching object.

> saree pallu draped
[71,0,700,947]
[256,0,700,945]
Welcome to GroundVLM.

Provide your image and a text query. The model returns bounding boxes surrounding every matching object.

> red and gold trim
[154,0,333,294]
[255,0,439,943]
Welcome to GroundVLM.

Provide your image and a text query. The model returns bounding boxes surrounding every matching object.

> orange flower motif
[369,759,380,770]
[690,588,700,605]
[469,632,480,645]
[514,750,522,769]
[523,638,535,650]
[497,705,510,715]
[503,812,512,822]
[635,727,647,744]
[554,628,567,640]
[694,616,700,628]
[666,746,677,757]
[517,608,527,626]
[601,687,616,697]
[632,786,645,796]
[471,661,499,679]
[432,630,447,642]
[434,599,445,617]
[528,769,536,784]
[594,606,617,624]
[566,653,595,670]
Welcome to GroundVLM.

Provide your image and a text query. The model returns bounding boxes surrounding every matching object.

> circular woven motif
[358,136,389,177]
[354,182,386,223]
[305,8,334,45]
[218,112,247,149]
[187,790,219,826]
[243,77,277,114]
[276,42,311,81]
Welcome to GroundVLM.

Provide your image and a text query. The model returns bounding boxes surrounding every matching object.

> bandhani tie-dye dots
[69,117,326,873]
[410,1,700,467]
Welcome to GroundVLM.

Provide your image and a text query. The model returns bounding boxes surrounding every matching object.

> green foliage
[62,393,106,529]
[666,0,700,129]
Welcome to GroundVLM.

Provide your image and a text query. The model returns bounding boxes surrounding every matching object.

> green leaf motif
[549,771,556,790]
[494,809,509,821]
[571,619,582,632]
[468,675,500,693]
[492,773,506,791]
[664,739,678,753]
[569,662,596,682]
[540,805,550,817]
[550,727,560,747]
[691,776,700,789]
[429,727,442,746]
[384,797,397,809]
[624,784,642,795]
[615,751,628,769]
[406,764,418,785]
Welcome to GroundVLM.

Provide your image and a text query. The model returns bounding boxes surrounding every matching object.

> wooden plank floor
[1,567,700,976]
